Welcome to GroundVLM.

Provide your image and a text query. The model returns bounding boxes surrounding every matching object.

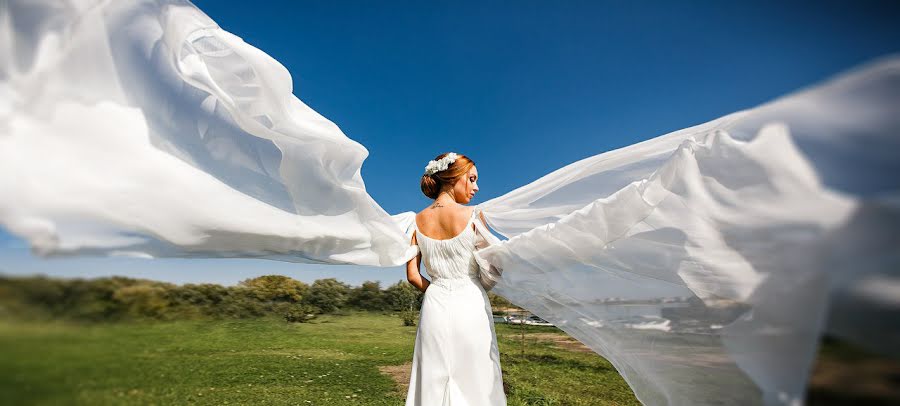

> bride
[405,152,506,405]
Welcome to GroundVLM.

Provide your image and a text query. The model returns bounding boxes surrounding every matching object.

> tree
[283,304,319,323]
[168,283,228,308]
[62,277,145,321]
[347,281,385,310]
[218,287,267,319]
[383,280,421,312]
[303,278,351,313]
[383,280,424,326]
[238,275,309,303]
[166,283,230,318]
[113,283,171,319]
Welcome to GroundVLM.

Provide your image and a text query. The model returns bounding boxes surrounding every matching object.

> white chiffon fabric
[2,1,899,405]
[407,210,506,405]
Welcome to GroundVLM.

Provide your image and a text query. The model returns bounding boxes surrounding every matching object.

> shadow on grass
[504,352,614,373]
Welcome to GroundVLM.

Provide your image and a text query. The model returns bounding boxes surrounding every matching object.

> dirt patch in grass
[379,362,412,395]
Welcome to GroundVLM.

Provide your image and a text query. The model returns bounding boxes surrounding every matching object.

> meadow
[1,311,897,405]
[0,312,639,405]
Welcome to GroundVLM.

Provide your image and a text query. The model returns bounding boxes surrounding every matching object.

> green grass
[0,313,639,405]
[496,324,638,406]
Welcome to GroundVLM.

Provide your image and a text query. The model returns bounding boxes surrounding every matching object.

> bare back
[414,205,476,240]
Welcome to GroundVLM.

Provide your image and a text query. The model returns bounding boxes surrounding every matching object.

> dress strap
[467,207,478,230]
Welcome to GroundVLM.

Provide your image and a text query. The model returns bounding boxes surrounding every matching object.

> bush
[283,304,319,323]
[401,309,418,326]
[347,281,385,310]
[384,280,422,312]
[303,278,351,313]
[113,284,172,320]
[0,275,434,323]
[239,275,309,303]
[217,288,268,319]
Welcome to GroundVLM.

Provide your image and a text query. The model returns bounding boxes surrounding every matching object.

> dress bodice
[414,210,480,282]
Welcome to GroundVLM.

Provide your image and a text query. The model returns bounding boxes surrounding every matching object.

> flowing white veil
[473,58,900,404]
[2,1,898,404]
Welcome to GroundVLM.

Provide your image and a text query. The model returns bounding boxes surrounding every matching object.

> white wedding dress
[406,209,506,405]
[3,1,899,405]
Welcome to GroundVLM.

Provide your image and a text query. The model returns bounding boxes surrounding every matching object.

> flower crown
[424,152,459,176]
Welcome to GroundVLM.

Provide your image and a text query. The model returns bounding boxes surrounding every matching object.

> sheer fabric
[1,0,415,265]
[474,60,900,404]
[2,1,899,405]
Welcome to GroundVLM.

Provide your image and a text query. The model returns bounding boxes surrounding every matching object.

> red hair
[420,153,475,199]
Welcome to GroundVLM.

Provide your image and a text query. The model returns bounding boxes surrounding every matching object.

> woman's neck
[432,190,457,208]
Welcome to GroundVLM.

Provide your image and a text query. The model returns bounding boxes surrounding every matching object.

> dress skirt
[405,276,506,406]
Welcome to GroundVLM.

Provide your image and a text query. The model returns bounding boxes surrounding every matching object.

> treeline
[0,274,514,324]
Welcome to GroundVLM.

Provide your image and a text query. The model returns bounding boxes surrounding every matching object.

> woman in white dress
[404,153,507,406]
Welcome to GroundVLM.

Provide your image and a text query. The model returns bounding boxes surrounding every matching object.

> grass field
[0,313,638,405]
[2,312,897,405]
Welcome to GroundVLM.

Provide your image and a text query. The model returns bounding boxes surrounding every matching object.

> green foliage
[400,309,418,326]
[282,304,319,323]
[347,281,385,310]
[0,275,177,321]
[238,275,309,303]
[166,283,228,318]
[211,287,262,319]
[303,278,351,313]
[113,283,172,320]
[0,275,504,327]
[383,280,422,312]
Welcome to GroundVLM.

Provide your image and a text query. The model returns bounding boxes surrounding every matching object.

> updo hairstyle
[420,153,475,199]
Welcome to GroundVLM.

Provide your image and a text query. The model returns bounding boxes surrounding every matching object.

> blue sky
[2,1,899,286]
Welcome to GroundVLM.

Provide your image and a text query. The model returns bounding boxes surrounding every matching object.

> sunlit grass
[0,313,638,405]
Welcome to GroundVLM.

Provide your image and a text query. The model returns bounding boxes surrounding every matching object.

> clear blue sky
[2,0,899,286]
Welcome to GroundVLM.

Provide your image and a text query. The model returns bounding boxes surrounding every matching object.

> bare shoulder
[414,207,432,223]
[414,207,436,228]
[459,205,476,222]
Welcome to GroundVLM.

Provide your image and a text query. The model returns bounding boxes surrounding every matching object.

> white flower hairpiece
[424,152,459,176]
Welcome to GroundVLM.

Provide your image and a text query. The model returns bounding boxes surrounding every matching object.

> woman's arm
[406,232,430,292]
